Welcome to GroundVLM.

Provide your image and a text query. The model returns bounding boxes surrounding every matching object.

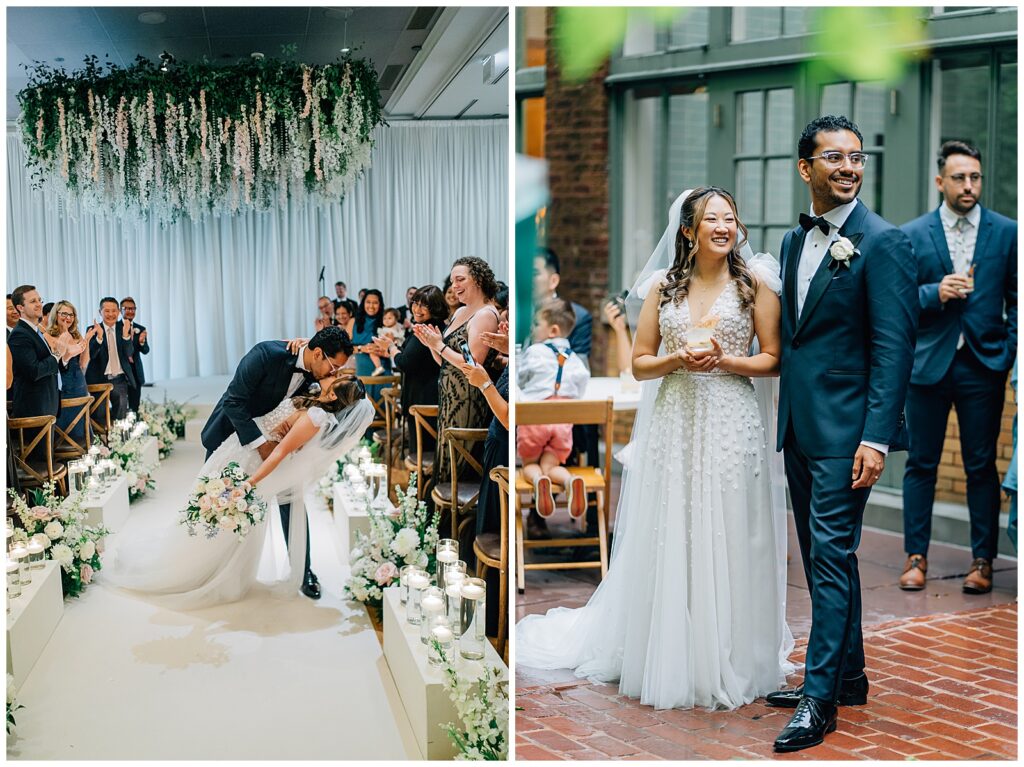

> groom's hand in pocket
[851,444,885,489]
[257,441,278,460]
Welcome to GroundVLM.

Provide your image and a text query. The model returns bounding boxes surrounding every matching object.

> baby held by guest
[371,307,406,375]
[517,298,591,518]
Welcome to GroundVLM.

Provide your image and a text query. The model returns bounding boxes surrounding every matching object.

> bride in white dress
[517,187,794,710]
[105,375,374,610]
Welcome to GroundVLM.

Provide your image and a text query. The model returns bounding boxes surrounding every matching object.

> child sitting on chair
[371,307,406,375]
[517,298,591,518]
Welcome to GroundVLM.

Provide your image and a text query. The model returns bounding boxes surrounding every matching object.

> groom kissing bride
[516,114,918,755]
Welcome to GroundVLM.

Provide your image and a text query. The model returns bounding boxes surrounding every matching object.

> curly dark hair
[308,325,354,358]
[451,256,498,300]
[798,115,863,161]
[660,187,757,312]
[292,373,366,413]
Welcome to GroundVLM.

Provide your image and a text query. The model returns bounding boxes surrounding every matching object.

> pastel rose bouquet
[180,462,267,540]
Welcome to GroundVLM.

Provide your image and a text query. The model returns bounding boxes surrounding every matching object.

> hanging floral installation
[17,54,385,223]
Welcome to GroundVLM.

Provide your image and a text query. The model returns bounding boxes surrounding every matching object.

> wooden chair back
[54,395,93,460]
[87,384,114,445]
[8,415,66,494]
[407,405,438,499]
[473,466,510,659]
[432,426,488,540]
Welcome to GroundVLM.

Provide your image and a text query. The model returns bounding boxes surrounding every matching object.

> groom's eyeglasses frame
[807,151,869,169]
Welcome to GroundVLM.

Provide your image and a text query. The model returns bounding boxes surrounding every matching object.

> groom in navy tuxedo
[202,325,354,600]
[770,116,918,752]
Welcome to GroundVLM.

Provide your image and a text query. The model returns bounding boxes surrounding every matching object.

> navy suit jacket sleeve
[9,329,58,383]
[136,324,150,355]
[1004,224,1017,359]
[862,227,919,445]
[222,344,276,447]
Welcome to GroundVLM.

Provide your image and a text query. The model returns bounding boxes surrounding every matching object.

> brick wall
[543,8,612,375]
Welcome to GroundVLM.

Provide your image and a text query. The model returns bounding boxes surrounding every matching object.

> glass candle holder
[399,564,419,606]
[459,577,487,660]
[435,538,459,587]
[428,614,454,667]
[6,561,21,600]
[406,569,430,625]
[444,566,468,632]
[10,547,30,587]
[26,539,45,570]
[419,586,446,644]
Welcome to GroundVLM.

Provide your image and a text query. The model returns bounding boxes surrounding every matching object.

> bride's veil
[617,187,795,673]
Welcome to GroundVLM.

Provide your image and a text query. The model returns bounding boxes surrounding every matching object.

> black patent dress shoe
[766,674,868,708]
[774,696,838,753]
[301,571,321,600]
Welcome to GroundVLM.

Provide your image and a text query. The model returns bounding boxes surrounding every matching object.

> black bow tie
[799,213,831,236]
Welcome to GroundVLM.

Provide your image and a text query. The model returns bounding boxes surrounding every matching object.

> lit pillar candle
[6,561,21,600]
[419,588,446,644]
[435,538,459,587]
[459,578,487,660]
[26,539,45,570]
[428,617,454,666]
[406,570,430,625]
[9,545,30,586]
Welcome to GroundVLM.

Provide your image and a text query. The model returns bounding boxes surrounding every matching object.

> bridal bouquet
[8,484,109,599]
[181,462,267,540]
[433,642,509,761]
[345,474,439,607]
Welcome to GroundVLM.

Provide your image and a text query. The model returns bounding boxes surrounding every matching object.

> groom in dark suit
[769,116,918,752]
[202,325,354,600]
[899,141,1017,595]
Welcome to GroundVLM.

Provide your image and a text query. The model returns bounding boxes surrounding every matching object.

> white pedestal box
[80,475,131,532]
[139,435,159,467]
[333,483,373,553]
[381,587,507,761]
[6,561,64,687]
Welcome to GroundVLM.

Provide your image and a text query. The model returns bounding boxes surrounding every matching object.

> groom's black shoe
[766,673,868,708]
[773,696,837,753]
[301,571,321,600]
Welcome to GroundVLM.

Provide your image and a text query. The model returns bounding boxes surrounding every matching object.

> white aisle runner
[7,438,419,760]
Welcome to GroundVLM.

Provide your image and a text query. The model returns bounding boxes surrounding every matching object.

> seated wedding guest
[48,300,96,442]
[7,294,20,336]
[86,296,136,420]
[9,285,66,458]
[442,275,462,324]
[120,296,149,413]
[534,247,593,369]
[333,281,358,315]
[41,302,54,330]
[334,301,355,338]
[377,285,447,455]
[517,299,592,518]
[314,296,336,332]
[900,140,1017,595]
[602,297,633,376]
[398,286,418,328]
[413,257,501,494]
[371,308,405,375]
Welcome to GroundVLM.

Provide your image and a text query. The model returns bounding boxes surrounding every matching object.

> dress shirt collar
[294,345,309,372]
[20,318,42,335]
[939,200,981,230]
[810,198,859,232]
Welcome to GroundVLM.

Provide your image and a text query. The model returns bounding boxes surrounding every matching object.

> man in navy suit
[9,284,64,419]
[120,297,149,414]
[899,140,1017,595]
[768,116,918,752]
[202,325,353,600]
[86,297,136,420]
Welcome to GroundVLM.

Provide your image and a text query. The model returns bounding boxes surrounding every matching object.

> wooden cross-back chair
[474,466,509,660]
[514,398,614,593]
[405,405,438,500]
[54,395,93,462]
[381,386,403,492]
[87,383,113,445]
[8,415,67,495]
[430,427,488,541]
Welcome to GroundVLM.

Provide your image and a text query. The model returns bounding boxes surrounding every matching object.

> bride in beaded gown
[517,187,794,710]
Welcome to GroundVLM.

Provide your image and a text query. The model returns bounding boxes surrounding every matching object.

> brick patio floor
[516,603,1018,760]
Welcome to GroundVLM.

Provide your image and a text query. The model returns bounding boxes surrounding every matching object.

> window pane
[859,153,881,213]
[620,91,662,288]
[736,160,763,225]
[821,82,852,117]
[520,97,546,158]
[783,7,810,36]
[731,7,781,42]
[764,227,791,258]
[670,7,710,48]
[667,91,709,199]
[993,58,1017,217]
[764,159,794,225]
[939,60,990,155]
[737,91,764,154]
[518,7,547,69]
[766,88,794,154]
[623,9,658,56]
[854,82,886,148]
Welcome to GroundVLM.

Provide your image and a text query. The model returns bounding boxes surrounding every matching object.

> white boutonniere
[828,233,863,269]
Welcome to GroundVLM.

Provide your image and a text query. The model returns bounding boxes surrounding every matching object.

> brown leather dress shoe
[899,555,927,590]
[963,558,993,594]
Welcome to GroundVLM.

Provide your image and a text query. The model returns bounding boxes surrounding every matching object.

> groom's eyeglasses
[808,151,868,169]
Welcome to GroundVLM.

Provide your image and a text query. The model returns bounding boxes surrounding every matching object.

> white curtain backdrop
[7,119,508,380]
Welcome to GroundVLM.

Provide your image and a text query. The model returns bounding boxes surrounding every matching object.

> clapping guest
[398,286,418,328]
[442,276,462,324]
[6,294,20,336]
[9,285,64,420]
[86,297,136,420]
[48,301,95,442]
[334,301,355,337]
[41,302,54,330]
[120,297,149,413]
[352,289,386,400]
[314,296,336,332]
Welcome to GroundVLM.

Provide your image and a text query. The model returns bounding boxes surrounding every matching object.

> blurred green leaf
[810,6,925,82]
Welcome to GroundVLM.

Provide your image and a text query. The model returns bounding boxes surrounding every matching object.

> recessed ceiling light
[340,47,351,54]
[54,56,65,62]
[138,11,166,25]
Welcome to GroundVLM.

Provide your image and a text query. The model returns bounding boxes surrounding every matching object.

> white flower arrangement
[180,462,267,540]
[108,431,156,501]
[344,474,439,608]
[139,398,195,457]
[8,483,109,599]
[315,438,383,512]
[432,643,509,761]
